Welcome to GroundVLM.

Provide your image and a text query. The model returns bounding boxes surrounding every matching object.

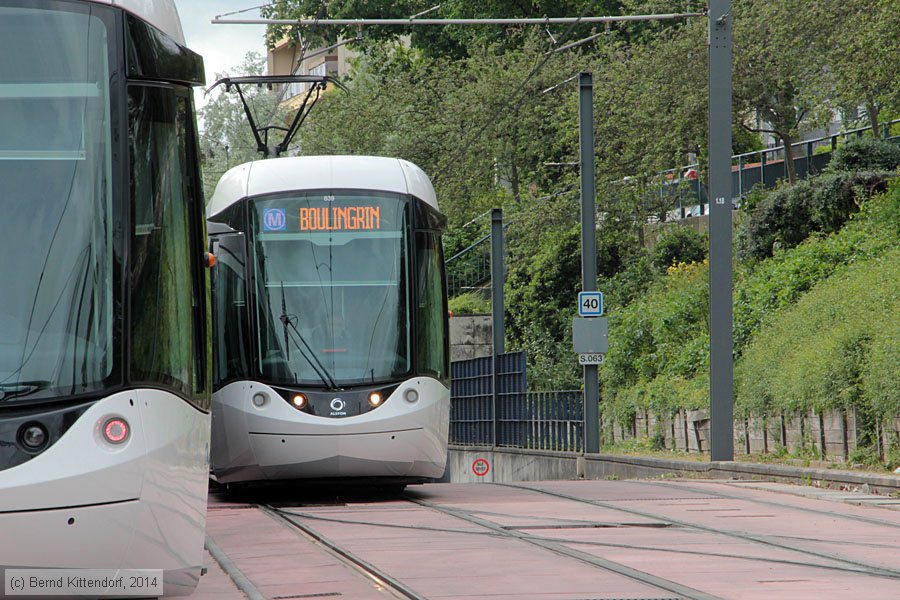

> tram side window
[415,232,449,382]
[128,85,201,402]
[211,234,250,386]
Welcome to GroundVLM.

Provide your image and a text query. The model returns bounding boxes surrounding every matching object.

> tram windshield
[250,193,410,387]
[0,5,115,404]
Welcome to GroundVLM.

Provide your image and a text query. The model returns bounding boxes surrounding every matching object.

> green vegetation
[448,292,491,316]
[826,138,900,173]
[650,227,707,271]
[198,0,899,463]
[738,171,893,261]
[734,186,899,352]
[600,179,900,457]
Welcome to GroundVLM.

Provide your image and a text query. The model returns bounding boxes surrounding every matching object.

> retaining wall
[447,446,900,494]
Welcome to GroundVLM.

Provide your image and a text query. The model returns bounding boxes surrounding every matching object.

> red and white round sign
[472,458,490,477]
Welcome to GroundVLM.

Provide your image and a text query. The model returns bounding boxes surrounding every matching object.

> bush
[736,246,900,420]
[650,226,707,271]
[734,182,900,352]
[448,292,491,316]
[505,224,583,390]
[601,259,709,406]
[739,171,891,261]
[827,138,900,173]
[862,313,900,422]
[599,254,659,312]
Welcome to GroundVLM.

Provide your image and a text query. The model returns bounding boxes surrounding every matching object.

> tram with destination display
[0,1,211,595]
[207,155,450,487]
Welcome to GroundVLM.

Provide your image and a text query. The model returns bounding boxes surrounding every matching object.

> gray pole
[578,72,600,454]
[708,0,734,461]
[491,208,505,447]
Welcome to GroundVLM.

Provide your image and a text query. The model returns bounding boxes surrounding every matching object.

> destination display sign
[298,206,381,231]
[256,195,403,234]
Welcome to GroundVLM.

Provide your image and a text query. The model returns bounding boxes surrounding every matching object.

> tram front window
[251,193,410,387]
[0,4,116,404]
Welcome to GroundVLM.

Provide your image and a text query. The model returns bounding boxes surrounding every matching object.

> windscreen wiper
[279,283,340,390]
[280,281,291,362]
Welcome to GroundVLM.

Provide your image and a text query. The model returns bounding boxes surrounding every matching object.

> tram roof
[89,0,186,45]
[207,156,440,217]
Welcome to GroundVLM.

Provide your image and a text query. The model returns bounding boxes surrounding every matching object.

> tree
[198,53,287,200]
[291,35,591,225]
[262,0,622,59]
[816,0,900,136]
[732,0,830,184]
[590,20,707,190]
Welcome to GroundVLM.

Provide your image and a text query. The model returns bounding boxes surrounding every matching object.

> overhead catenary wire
[211,5,703,183]
[214,2,278,20]
[428,4,606,183]
[410,4,443,20]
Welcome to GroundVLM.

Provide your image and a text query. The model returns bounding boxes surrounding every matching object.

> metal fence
[449,351,585,451]
[450,351,526,445]
[445,233,492,298]
[662,119,900,217]
[502,390,584,452]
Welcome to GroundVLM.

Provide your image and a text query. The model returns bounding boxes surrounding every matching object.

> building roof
[207,156,440,217]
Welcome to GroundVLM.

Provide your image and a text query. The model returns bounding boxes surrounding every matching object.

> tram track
[498,482,900,581]
[277,496,895,575]
[272,504,899,578]
[205,482,900,600]
[260,504,428,600]
[402,493,722,600]
[268,497,708,600]
[630,479,900,529]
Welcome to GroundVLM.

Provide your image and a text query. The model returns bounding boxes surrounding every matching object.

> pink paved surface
[278,502,667,599]
[206,506,397,599]
[192,479,900,599]
[161,550,244,600]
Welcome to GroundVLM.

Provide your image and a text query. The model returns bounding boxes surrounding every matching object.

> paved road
[174,478,900,599]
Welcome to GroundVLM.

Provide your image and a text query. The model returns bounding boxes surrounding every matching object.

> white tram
[0,1,211,595]
[207,156,450,486]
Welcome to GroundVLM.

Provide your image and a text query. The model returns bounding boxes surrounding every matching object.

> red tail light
[103,418,130,444]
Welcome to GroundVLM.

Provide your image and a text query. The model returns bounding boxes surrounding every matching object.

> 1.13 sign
[578,291,603,317]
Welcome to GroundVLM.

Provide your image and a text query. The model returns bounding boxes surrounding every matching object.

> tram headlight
[368,392,384,407]
[102,417,130,445]
[252,392,268,407]
[19,422,49,451]
[404,388,419,404]
[292,394,308,409]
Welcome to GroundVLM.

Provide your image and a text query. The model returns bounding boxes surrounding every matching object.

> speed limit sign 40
[578,291,603,317]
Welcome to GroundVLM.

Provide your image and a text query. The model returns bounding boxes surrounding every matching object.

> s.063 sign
[578,353,605,366]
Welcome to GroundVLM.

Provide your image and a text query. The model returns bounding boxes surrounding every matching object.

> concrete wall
[603,408,865,461]
[447,447,900,494]
[449,315,492,362]
[643,211,743,250]
[447,447,581,484]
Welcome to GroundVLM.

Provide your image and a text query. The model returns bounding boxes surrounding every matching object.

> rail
[660,118,900,218]
[445,233,492,298]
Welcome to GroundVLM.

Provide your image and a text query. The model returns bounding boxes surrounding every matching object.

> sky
[173,0,269,109]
